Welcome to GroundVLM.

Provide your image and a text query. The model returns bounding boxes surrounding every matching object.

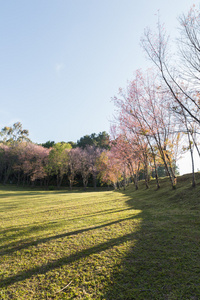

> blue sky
[0,0,199,174]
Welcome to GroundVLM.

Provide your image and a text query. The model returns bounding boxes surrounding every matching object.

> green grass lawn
[0,174,200,299]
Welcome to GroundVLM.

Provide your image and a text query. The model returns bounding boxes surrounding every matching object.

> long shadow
[0,217,140,288]
[2,184,200,298]
[103,187,200,299]
[1,200,130,221]
[0,206,134,252]
[0,215,135,256]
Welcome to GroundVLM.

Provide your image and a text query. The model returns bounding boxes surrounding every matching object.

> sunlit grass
[0,174,200,299]
[0,186,141,299]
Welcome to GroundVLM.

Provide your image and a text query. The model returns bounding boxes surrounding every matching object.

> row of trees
[0,142,105,189]
[0,122,173,190]
[0,123,108,189]
[108,5,200,189]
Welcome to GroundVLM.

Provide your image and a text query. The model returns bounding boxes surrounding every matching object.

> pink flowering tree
[84,145,103,188]
[67,148,81,189]
[97,150,123,189]
[17,143,50,185]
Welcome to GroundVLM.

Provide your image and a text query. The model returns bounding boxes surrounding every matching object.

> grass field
[0,174,200,299]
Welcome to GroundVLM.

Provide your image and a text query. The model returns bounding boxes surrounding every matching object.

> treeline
[0,123,111,189]
[0,122,176,190]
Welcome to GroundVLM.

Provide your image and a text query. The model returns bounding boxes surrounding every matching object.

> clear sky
[0,0,199,175]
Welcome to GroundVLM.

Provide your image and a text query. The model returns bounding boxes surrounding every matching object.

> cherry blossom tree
[77,147,93,189]
[18,143,49,185]
[97,150,123,189]
[85,145,103,188]
[67,148,81,189]
[112,69,182,188]
[109,128,142,190]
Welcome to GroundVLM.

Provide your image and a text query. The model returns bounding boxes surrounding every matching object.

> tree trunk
[93,174,97,189]
[187,132,196,187]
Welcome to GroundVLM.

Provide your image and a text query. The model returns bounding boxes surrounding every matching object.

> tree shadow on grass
[2,183,200,299]
[0,212,134,256]
[0,215,141,289]
[103,188,200,300]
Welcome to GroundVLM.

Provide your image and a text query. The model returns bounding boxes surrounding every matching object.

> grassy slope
[0,174,200,299]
